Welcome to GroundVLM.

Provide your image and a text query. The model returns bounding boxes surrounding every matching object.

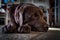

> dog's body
[2,3,48,33]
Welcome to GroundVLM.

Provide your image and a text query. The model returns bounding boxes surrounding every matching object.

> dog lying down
[2,3,48,33]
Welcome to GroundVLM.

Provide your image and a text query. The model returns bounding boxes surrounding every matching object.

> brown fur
[3,3,48,33]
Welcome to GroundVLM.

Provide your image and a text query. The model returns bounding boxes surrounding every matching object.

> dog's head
[22,5,48,32]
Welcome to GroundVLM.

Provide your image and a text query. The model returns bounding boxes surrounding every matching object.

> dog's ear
[9,4,18,21]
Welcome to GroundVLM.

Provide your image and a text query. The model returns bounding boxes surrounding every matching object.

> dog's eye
[34,13,39,17]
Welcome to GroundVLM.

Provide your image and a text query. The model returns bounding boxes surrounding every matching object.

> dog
[2,3,48,33]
